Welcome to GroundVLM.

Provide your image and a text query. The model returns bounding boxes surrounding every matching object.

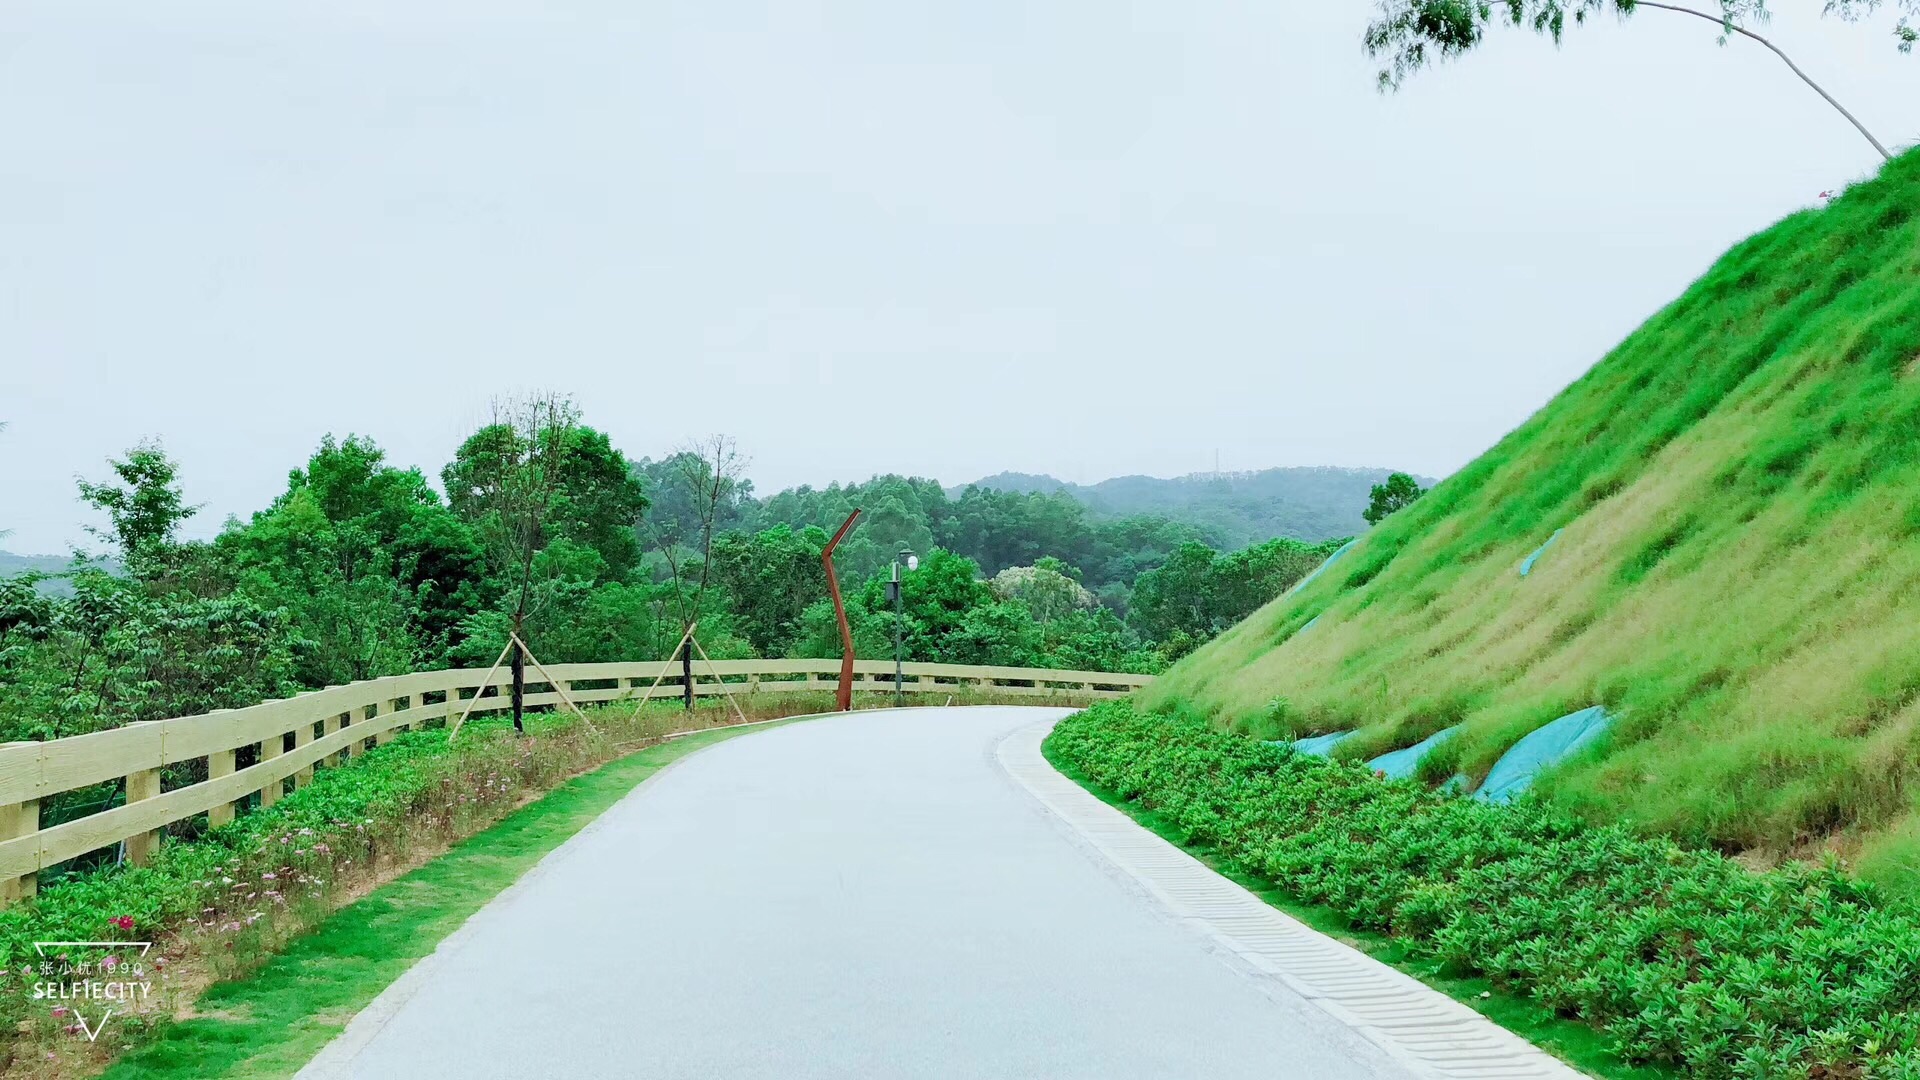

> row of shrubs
[1046,701,1920,1080]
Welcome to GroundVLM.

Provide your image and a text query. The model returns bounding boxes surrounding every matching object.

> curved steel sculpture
[821,509,862,711]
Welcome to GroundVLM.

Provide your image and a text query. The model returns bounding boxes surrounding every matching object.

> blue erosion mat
[1284,731,1357,757]
[1365,725,1461,780]
[1475,706,1612,803]
[1289,539,1359,595]
[1518,528,1564,577]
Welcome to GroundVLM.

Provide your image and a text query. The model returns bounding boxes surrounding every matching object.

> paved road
[300,706,1407,1080]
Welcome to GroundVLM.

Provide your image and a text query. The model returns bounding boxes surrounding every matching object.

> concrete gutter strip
[997,718,1591,1080]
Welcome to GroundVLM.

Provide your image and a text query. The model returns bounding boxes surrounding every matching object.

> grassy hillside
[965,465,1426,545]
[1146,150,1920,893]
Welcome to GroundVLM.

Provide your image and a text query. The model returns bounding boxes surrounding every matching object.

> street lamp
[887,548,918,706]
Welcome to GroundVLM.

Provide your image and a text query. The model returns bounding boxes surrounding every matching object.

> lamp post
[888,548,918,706]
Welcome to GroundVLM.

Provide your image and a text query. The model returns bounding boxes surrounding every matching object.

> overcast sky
[1,1,1913,554]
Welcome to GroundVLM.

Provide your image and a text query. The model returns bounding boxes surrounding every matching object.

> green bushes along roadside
[1047,700,1920,1079]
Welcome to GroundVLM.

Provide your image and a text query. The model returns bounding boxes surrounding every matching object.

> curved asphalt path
[298,706,1408,1079]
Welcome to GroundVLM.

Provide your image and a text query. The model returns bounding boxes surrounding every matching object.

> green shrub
[1048,701,1920,1079]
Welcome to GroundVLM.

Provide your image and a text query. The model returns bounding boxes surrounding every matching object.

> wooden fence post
[294,722,315,789]
[348,704,373,757]
[0,774,39,901]
[377,696,410,745]
[207,748,236,828]
[124,766,161,866]
[259,731,285,807]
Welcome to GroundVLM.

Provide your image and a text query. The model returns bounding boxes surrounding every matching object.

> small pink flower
[51,1006,67,1017]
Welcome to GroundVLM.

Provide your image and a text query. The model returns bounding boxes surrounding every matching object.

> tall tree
[76,441,198,580]
[442,395,583,730]
[639,436,749,631]
[221,435,491,682]
[547,427,650,582]
[990,557,1096,624]
[1364,0,1912,160]
[1363,472,1428,526]
[708,524,829,655]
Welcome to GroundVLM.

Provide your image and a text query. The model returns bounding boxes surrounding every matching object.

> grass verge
[93,719,789,1080]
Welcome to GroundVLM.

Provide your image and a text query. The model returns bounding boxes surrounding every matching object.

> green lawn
[99,721,793,1080]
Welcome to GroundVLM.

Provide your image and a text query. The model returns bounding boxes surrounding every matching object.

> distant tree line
[0,398,1368,744]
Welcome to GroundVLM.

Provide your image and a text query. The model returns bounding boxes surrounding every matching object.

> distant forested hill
[958,467,1435,547]
[0,551,75,577]
[0,551,89,596]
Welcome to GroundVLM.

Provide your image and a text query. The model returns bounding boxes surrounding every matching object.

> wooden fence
[0,658,1150,906]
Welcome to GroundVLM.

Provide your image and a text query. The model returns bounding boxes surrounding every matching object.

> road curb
[996,718,1591,1080]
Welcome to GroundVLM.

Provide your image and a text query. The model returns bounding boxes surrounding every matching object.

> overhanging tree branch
[1630,0,1892,160]
[1367,0,1901,163]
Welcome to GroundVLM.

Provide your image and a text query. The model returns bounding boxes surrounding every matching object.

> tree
[441,395,588,730]
[1037,606,1162,675]
[222,486,418,686]
[1128,536,1350,658]
[225,434,491,678]
[1127,542,1220,645]
[709,524,829,655]
[0,575,53,660]
[542,427,650,582]
[76,441,199,579]
[1364,472,1428,526]
[1211,537,1345,617]
[944,600,1044,667]
[990,557,1096,624]
[1364,0,1912,161]
[638,436,749,630]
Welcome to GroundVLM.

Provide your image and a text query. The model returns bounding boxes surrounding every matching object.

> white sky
[1,0,1914,554]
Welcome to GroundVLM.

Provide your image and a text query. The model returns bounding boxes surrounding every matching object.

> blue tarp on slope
[1289,539,1359,595]
[1297,615,1322,634]
[1287,731,1357,757]
[1518,529,1564,577]
[1475,706,1612,804]
[1365,725,1461,780]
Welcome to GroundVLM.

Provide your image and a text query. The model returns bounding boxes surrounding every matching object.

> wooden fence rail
[0,659,1150,905]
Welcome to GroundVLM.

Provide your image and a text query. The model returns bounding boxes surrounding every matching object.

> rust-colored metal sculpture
[822,509,862,711]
